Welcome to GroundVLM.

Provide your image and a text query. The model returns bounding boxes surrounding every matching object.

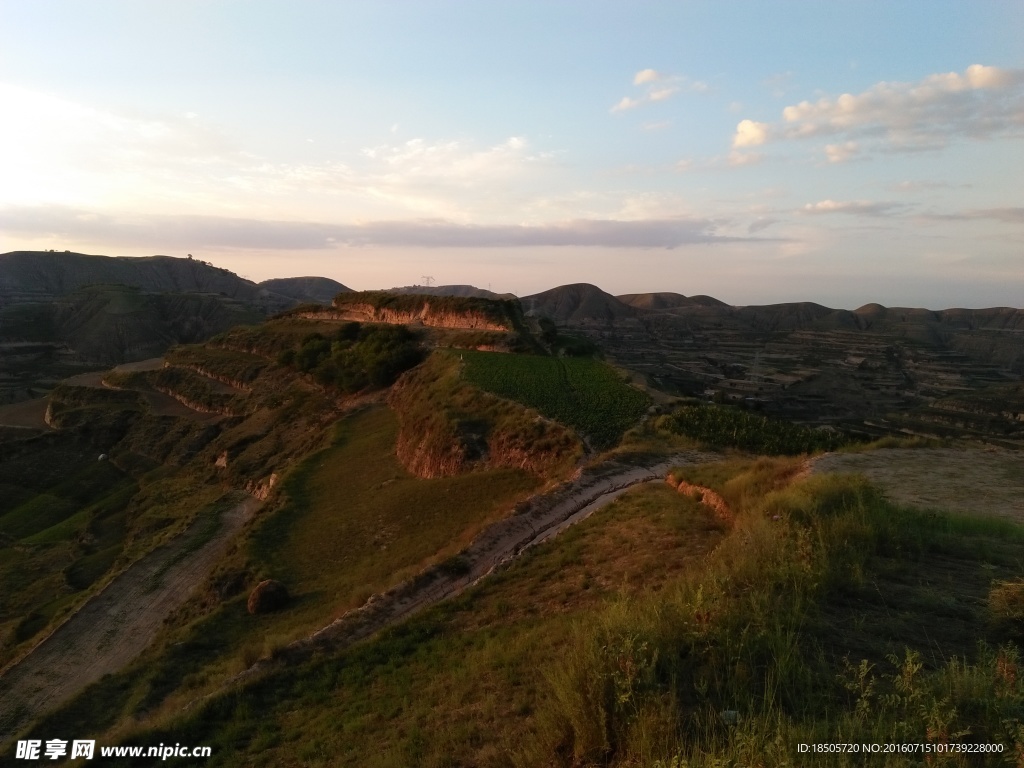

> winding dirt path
[0,494,261,741]
[233,450,717,684]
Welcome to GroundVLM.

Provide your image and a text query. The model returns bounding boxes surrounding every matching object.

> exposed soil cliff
[301,304,510,331]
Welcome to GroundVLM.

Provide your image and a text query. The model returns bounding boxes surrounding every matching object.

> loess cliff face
[324,303,510,331]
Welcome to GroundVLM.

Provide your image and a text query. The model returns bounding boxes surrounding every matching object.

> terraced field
[459,351,650,448]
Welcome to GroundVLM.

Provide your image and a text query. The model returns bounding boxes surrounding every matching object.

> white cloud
[801,199,905,216]
[742,64,1024,156]
[611,69,707,113]
[649,87,679,102]
[824,141,859,164]
[0,82,236,208]
[611,96,642,113]
[0,82,559,222]
[728,150,763,167]
[634,68,662,85]
[732,119,769,147]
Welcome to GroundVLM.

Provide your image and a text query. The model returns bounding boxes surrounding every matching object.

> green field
[459,351,650,449]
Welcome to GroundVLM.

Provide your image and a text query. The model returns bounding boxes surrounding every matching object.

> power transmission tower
[421,275,435,287]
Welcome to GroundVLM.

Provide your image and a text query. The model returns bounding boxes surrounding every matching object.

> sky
[0,1,1022,308]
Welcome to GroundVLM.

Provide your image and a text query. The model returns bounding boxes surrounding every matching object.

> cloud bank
[0,206,760,250]
[733,64,1024,158]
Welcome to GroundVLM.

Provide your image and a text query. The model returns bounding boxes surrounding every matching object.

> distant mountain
[384,284,515,300]
[260,276,351,305]
[617,292,728,310]
[521,283,637,324]
[0,251,290,308]
[0,252,345,402]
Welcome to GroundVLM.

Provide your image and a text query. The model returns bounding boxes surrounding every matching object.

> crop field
[664,403,851,454]
[459,351,650,449]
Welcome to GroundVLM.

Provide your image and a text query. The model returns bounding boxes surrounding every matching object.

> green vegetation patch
[663,403,853,454]
[460,350,650,449]
[276,322,423,392]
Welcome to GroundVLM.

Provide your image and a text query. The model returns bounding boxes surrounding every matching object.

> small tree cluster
[277,322,423,393]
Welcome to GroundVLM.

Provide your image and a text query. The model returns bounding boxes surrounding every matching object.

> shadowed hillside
[0,253,344,404]
[259,276,351,304]
[521,283,637,324]
[617,291,728,310]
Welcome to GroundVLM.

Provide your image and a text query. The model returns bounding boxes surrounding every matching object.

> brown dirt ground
[809,446,1024,523]
[0,397,51,430]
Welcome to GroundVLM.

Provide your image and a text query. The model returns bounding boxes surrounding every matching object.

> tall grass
[525,463,1024,766]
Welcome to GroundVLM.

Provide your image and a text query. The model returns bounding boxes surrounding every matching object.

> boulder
[247,579,289,614]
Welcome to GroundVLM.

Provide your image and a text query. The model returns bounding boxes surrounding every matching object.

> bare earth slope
[810,446,1024,522]
[0,494,261,741]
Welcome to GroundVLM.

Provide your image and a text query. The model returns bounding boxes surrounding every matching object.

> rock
[247,579,289,614]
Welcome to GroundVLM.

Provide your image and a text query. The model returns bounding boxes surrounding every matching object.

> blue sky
[1,1,1021,307]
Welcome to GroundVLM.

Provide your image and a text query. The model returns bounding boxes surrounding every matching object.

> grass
[76,480,726,766]
[459,350,651,449]
[85,457,1024,767]
[0,449,138,665]
[249,406,540,625]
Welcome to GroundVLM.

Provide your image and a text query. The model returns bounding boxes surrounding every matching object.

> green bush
[278,322,424,393]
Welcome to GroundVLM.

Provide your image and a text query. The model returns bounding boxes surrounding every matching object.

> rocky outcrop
[667,476,734,525]
[245,473,279,500]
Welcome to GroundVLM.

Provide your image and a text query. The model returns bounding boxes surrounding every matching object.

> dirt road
[230,451,717,684]
[0,495,261,742]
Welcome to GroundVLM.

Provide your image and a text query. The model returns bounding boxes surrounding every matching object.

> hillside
[0,251,289,309]
[0,253,345,404]
[617,291,728,310]
[384,284,515,300]
[259,276,351,304]
[521,283,637,324]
